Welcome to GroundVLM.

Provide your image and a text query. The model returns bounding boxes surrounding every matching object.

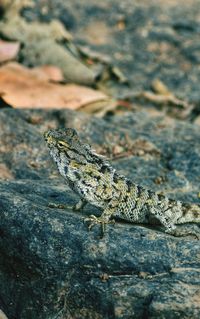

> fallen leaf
[133,79,194,119]
[0,309,9,319]
[151,79,171,96]
[0,15,96,85]
[137,91,191,110]
[0,39,20,63]
[80,98,117,117]
[0,62,113,112]
[31,65,64,82]
[0,163,13,180]
[79,45,111,64]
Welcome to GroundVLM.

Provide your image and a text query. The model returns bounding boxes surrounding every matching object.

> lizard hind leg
[150,205,200,239]
[149,198,184,231]
[149,206,177,233]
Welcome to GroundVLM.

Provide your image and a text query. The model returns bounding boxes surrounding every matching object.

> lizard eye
[57,141,68,149]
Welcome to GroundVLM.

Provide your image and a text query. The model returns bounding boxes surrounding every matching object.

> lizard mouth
[44,131,55,147]
[44,131,49,141]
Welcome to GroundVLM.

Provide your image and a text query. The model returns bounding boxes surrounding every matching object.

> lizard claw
[167,226,200,239]
[48,202,73,210]
[84,215,115,234]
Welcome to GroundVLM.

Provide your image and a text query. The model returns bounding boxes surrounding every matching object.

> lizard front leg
[84,199,117,235]
[48,198,87,211]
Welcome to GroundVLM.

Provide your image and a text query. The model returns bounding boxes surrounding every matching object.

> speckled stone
[0,108,200,318]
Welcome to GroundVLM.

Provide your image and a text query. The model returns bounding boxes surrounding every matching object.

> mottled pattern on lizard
[44,128,200,237]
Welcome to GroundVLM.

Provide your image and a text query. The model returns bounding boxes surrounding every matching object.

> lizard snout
[43,131,49,141]
[44,131,55,146]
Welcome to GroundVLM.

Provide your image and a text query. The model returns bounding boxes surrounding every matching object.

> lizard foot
[48,199,86,211]
[166,225,200,240]
[48,202,73,210]
[84,215,115,235]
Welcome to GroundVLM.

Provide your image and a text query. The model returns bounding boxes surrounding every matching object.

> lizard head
[44,128,92,172]
[44,128,79,150]
[44,128,111,184]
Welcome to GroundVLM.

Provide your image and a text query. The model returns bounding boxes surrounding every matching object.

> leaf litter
[0,62,116,114]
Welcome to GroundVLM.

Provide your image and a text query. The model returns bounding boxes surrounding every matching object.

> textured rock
[0,108,200,318]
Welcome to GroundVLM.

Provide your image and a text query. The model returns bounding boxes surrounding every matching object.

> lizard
[44,128,200,238]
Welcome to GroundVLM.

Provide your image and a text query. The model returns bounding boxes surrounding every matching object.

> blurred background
[0,0,200,122]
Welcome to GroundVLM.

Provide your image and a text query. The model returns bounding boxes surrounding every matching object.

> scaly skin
[44,128,200,237]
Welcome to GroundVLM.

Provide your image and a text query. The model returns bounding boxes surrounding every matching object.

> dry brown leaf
[0,15,96,85]
[31,65,64,82]
[134,78,194,119]
[0,163,13,180]
[0,309,8,319]
[0,39,20,63]
[0,62,110,110]
[138,91,190,109]
[80,98,117,117]
[151,79,171,96]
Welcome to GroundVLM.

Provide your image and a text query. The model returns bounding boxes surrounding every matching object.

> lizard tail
[177,203,200,224]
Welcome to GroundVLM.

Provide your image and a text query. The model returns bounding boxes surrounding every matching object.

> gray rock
[0,108,200,318]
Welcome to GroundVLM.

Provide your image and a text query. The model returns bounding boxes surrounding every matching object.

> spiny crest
[45,128,77,141]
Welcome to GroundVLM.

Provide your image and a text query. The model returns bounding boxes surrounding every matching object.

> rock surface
[1,1,200,318]
[0,108,200,319]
